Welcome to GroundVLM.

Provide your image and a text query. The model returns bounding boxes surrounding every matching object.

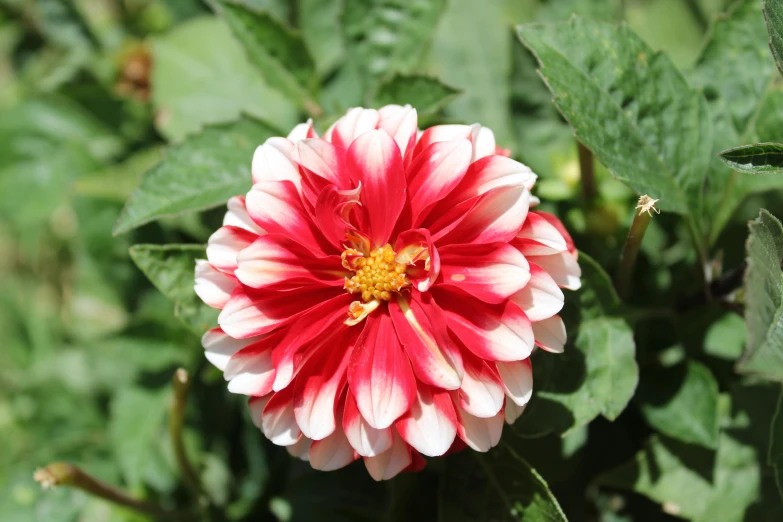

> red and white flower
[194,106,580,480]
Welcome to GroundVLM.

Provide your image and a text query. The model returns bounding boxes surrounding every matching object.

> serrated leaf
[637,360,720,449]
[440,446,567,522]
[219,1,319,113]
[690,0,783,241]
[109,387,169,489]
[115,117,276,234]
[430,0,513,144]
[129,244,217,334]
[372,74,461,115]
[765,0,783,75]
[151,16,297,142]
[343,0,446,80]
[600,383,783,522]
[769,387,783,500]
[719,142,783,174]
[517,17,711,217]
[738,209,783,380]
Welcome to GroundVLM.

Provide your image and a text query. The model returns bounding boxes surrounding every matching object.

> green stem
[616,196,657,299]
[34,463,193,521]
[170,369,205,502]
[578,142,597,202]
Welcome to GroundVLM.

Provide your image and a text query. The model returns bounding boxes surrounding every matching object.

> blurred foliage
[1,0,783,521]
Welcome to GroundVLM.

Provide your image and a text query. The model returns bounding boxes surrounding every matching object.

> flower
[194,106,581,480]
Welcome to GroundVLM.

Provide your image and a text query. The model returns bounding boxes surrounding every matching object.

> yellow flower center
[343,244,409,302]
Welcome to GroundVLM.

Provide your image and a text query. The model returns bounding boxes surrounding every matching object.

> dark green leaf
[129,244,217,334]
[765,0,783,75]
[719,142,783,174]
[637,360,720,448]
[372,74,461,115]
[115,117,277,234]
[219,1,319,112]
[769,387,783,500]
[440,445,567,521]
[577,252,621,319]
[151,16,297,141]
[517,17,711,216]
[738,210,783,380]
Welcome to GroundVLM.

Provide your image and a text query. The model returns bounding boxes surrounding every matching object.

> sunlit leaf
[719,142,783,174]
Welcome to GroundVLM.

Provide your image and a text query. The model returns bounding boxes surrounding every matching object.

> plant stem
[616,195,658,299]
[34,463,192,521]
[170,368,205,502]
[578,142,597,201]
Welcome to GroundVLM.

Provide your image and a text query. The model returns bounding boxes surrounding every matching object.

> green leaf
[517,17,711,217]
[769,387,783,500]
[690,0,783,241]
[372,74,461,115]
[577,252,621,319]
[600,383,783,522]
[298,0,345,74]
[765,0,783,75]
[343,0,446,79]
[719,142,783,174]
[151,16,297,142]
[74,147,164,203]
[440,445,567,521]
[430,0,513,144]
[738,209,783,381]
[219,1,319,113]
[637,360,720,449]
[109,387,169,489]
[704,312,747,361]
[129,244,217,334]
[114,117,277,234]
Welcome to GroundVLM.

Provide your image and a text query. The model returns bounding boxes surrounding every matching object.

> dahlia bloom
[194,106,580,480]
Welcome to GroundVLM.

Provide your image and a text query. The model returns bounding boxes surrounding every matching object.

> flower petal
[223,328,286,396]
[527,252,582,290]
[293,138,350,205]
[293,326,358,440]
[537,211,576,254]
[378,104,418,157]
[326,107,380,149]
[438,243,530,304]
[218,285,343,339]
[410,124,471,164]
[207,225,258,272]
[434,289,534,362]
[395,383,457,457]
[347,129,406,247]
[348,311,417,430]
[455,401,504,452]
[458,352,505,418]
[505,398,526,425]
[363,430,413,481]
[314,184,362,249]
[406,139,472,224]
[235,234,347,289]
[496,359,533,407]
[343,391,394,456]
[286,435,312,461]
[394,229,440,292]
[223,196,264,234]
[252,138,301,190]
[287,119,316,142]
[255,387,301,446]
[469,124,497,162]
[201,327,261,371]
[309,423,358,471]
[194,260,236,309]
[509,263,565,322]
[513,211,568,256]
[438,155,535,210]
[533,315,566,354]
[245,180,329,255]
[390,292,463,390]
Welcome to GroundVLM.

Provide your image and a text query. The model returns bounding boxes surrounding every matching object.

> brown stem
[578,142,597,201]
[170,369,205,501]
[616,196,658,299]
[34,463,192,521]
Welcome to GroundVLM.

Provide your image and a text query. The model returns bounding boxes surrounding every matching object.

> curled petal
[347,129,406,248]
[390,292,463,390]
[194,260,236,309]
[363,430,413,481]
[434,289,534,362]
[207,225,258,272]
[395,229,440,292]
[326,107,380,149]
[395,383,458,457]
[343,392,394,456]
[235,234,347,289]
[315,184,362,249]
[348,311,416,430]
[438,243,530,304]
[252,138,301,190]
[527,251,582,290]
[509,263,564,322]
[454,400,504,452]
[533,315,566,354]
[496,359,533,407]
[513,211,569,256]
[378,104,418,157]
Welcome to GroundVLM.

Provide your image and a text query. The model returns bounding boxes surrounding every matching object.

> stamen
[343,244,409,302]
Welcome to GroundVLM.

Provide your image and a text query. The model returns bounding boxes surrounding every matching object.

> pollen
[343,244,409,302]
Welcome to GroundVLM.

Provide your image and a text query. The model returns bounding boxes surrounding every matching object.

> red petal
[438,243,530,304]
[343,391,394,456]
[257,386,301,446]
[378,105,418,157]
[223,327,287,396]
[314,184,362,249]
[326,108,380,149]
[293,138,349,206]
[389,292,463,390]
[207,225,258,272]
[223,196,264,234]
[509,263,564,321]
[395,383,457,457]
[347,129,406,247]
[513,211,568,256]
[455,401,504,452]
[394,229,440,292]
[252,138,301,190]
[458,350,505,418]
[194,260,236,309]
[348,311,417,429]
[527,252,582,290]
